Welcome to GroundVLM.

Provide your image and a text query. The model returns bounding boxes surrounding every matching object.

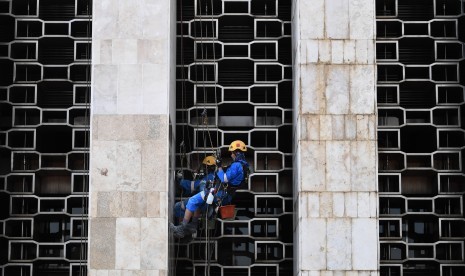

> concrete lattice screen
[0,0,91,275]
[174,0,293,275]
[376,0,465,275]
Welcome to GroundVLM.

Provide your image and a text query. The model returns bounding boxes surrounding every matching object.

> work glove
[216,158,222,167]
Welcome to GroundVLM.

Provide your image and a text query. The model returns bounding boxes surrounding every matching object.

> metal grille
[0,0,91,275]
[174,0,293,275]
[376,1,465,275]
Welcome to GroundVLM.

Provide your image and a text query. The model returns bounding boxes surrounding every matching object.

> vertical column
[293,0,378,274]
[89,0,175,275]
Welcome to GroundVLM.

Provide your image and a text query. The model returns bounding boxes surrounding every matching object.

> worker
[169,140,250,238]
[174,156,216,221]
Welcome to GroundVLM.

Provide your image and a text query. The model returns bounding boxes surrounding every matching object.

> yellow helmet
[229,140,247,152]
[202,156,216,166]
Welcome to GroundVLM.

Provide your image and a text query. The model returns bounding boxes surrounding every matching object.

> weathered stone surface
[112,39,138,64]
[327,218,351,270]
[92,65,118,114]
[332,193,345,217]
[325,0,349,39]
[117,65,143,114]
[115,218,141,269]
[326,141,351,191]
[116,141,142,191]
[320,192,333,217]
[352,219,378,270]
[349,0,375,40]
[89,218,115,269]
[326,66,349,115]
[91,140,118,191]
[141,218,168,269]
[351,141,377,192]
[97,191,121,217]
[301,218,326,270]
[300,0,325,39]
[301,141,326,191]
[350,65,376,114]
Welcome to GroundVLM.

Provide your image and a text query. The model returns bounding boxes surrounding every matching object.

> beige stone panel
[352,218,378,270]
[89,218,115,269]
[141,0,171,39]
[344,192,358,217]
[117,0,142,39]
[112,39,138,64]
[92,0,118,39]
[89,190,99,217]
[301,115,320,141]
[332,193,345,217]
[321,272,333,276]
[115,218,141,269]
[368,114,377,140]
[326,141,351,191]
[300,64,326,114]
[326,218,352,270]
[100,40,113,64]
[355,40,369,64]
[343,40,356,64]
[146,191,161,217]
[356,115,370,140]
[308,271,320,276]
[92,40,101,65]
[159,192,168,218]
[326,65,349,115]
[300,141,326,191]
[369,192,378,218]
[142,64,169,115]
[141,218,168,269]
[345,272,358,276]
[333,271,345,276]
[116,141,142,191]
[141,140,168,191]
[332,115,345,140]
[325,0,349,39]
[350,65,376,114]
[301,218,326,270]
[91,140,118,191]
[121,192,147,217]
[299,193,308,218]
[318,40,331,63]
[121,270,145,276]
[92,116,99,140]
[138,40,165,64]
[357,192,371,218]
[117,65,143,114]
[299,271,309,276]
[300,0,325,39]
[97,115,168,141]
[351,141,377,192]
[319,192,333,217]
[331,40,344,64]
[349,0,375,40]
[344,115,357,140]
[305,40,319,64]
[320,115,332,141]
[96,270,109,276]
[92,65,118,115]
[97,191,122,217]
[307,192,320,218]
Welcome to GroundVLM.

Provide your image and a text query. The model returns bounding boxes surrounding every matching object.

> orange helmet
[202,156,216,166]
[228,140,247,152]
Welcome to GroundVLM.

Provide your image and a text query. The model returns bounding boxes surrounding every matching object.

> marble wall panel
[300,141,326,191]
[325,65,349,115]
[326,141,351,191]
[327,218,352,270]
[301,218,327,270]
[89,218,116,269]
[300,0,325,39]
[115,218,141,269]
[352,219,378,270]
[325,0,349,39]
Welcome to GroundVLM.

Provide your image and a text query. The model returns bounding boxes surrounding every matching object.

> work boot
[169,222,186,238]
[184,222,198,235]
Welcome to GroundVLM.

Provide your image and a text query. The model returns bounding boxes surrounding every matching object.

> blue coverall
[174,172,215,218]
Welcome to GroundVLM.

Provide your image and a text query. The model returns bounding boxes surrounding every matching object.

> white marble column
[293,0,378,275]
[89,0,175,274]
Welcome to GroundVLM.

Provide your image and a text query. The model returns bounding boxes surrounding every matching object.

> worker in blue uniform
[170,140,250,238]
[174,156,216,220]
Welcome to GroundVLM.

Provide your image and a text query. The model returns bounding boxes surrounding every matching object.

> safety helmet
[228,140,247,152]
[202,156,216,166]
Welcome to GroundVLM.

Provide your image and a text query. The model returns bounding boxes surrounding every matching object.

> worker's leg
[170,192,204,238]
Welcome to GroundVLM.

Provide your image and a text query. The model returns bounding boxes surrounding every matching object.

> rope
[79,0,92,275]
